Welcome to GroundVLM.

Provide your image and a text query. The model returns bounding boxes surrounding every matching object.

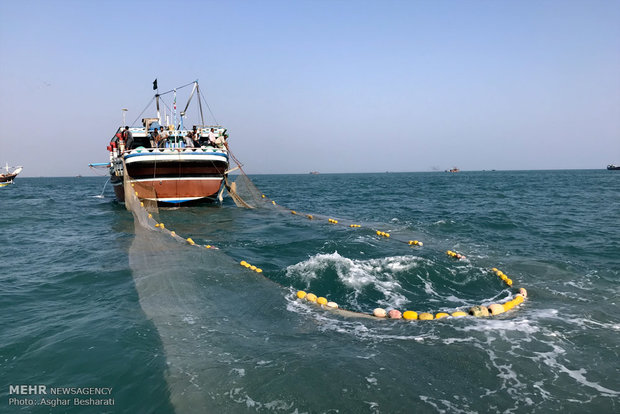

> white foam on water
[227,387,297,412]
[544,287,592,302]
[356,352,377,360]
[532,380,552,401]
[365,375,378,386]
[415,272,441,299]
[443,294,473,305]
[364,401,380,413]
[285,252,429,309]
[530,308,620,339]
[230,368,246,377]
[419,395,474,414]
[182,314,196,325]
[530,341,620,397]
[560,367,620,396]
[451,307,620,409]
[459,318,541,335]
[564,280,596,292]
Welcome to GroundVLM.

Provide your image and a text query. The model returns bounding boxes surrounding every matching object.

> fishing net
[123,163,160,227]
[121,160,289,412]
[121,145,268,212]
[224,147,269,209]
[225,172,267,209]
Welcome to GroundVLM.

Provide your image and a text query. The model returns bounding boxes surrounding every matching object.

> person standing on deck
[207,128,218,147]
[190,126,202,147]
[158,126,168,147]
[122,126,133,149]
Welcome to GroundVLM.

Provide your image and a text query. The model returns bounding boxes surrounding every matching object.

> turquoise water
[1,170,619,413]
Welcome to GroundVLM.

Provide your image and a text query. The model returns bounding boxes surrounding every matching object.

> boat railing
[118,126,226,136]
[121,146,228,156]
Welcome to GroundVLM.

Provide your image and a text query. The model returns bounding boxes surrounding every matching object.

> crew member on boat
[214,129,227,148]
[184,130,196,148]
[150,128,160,147]
[207,128,218,146]
[190,126,201,147]
[158,126,168,147]
[122,126,133,149]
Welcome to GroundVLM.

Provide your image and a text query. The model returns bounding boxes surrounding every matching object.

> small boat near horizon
[0,163,23,186]
[446,167,460,173]
[607,164,620,170]
[104,80,231,205]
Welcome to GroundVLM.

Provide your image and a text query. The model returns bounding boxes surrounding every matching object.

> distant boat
[0,163,23,186]
[607,164,620,170]
[446,167,460,173]
[309,171,319,175]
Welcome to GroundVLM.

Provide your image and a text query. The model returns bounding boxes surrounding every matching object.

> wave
[285,252,432,309]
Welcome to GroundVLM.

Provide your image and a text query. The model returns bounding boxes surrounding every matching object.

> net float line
[257,192,428,249]
[123,177,529,322]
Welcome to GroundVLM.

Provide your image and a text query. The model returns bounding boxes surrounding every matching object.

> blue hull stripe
[124,152,228,160]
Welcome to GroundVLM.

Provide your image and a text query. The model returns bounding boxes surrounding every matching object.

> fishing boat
[446,167,460,173]
[106,80,230,204]
[0,163,23,186]
[607,164,620,170]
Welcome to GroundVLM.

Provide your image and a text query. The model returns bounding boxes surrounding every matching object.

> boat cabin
[110,121,228,152]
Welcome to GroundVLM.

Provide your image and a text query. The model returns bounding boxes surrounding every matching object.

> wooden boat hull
[112,177,224,203]
[110,148,228,204]
[0,174,18,183]
[0,173,19,183]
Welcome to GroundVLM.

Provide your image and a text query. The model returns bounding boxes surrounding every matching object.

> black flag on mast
[152,79,158,90]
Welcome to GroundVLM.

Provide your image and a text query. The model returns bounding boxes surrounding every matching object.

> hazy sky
[1,0,618,176]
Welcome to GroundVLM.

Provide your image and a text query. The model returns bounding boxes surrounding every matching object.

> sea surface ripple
[1,170,618,413]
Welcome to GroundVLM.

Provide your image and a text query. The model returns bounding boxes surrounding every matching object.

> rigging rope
[198,89,219,125]
[130,96,156,127]
[156,81,196,96]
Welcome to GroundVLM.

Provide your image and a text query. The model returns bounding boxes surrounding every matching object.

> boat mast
[156,95,161,124]
[155,80,161,124]
[180,81,198,129]
[196,82,205,127]
[173,89,178,145]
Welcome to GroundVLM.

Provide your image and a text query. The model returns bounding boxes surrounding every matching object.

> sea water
[0,170,618,413]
